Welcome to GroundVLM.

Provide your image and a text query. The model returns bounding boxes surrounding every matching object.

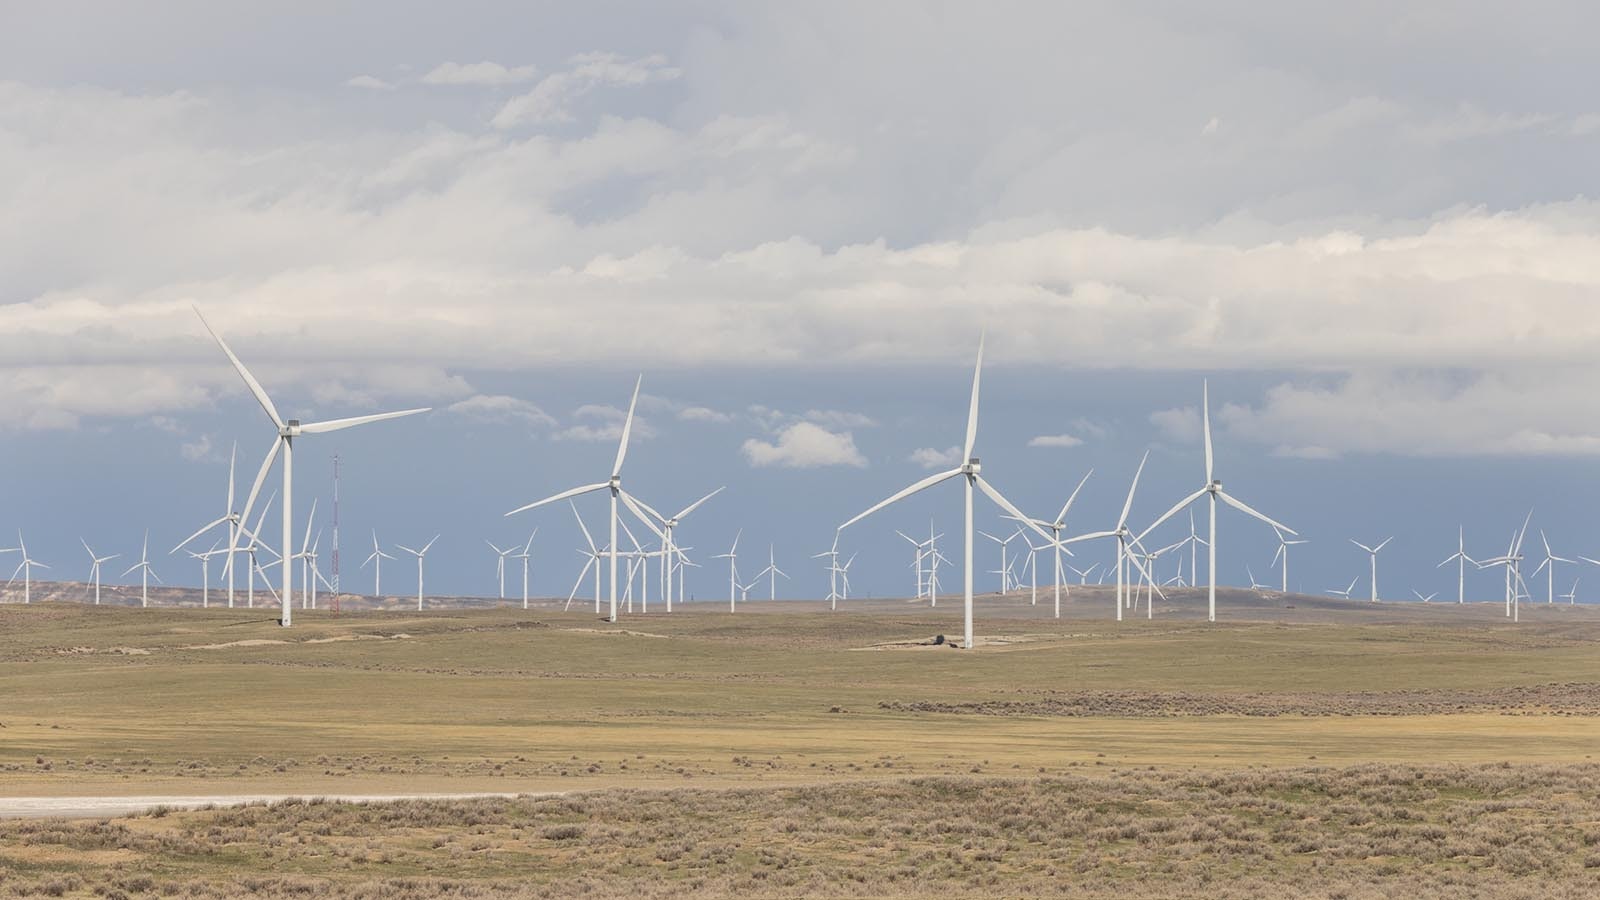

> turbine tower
[713,530,741,612]
[1533,531,1574,605]
[7,532,49,605]
[1137,382,1296,623]
[513,530,537,609]
[171,442,241,606]
[194,307,429,628]
[1010,469,1089,618]
[838,336,1063,651]
[1061,453,1160,621]
[1271,528,1308,593]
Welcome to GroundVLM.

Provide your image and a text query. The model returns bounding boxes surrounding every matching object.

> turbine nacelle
[279,419,302,438]
[1207,479,1223,492]
[963,457,982,475]
[609,475,622,491]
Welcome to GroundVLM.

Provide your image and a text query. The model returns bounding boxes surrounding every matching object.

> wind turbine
[304,531,324,610]
[486,540,514,600]
[1061,453,1160,622]
[1479,512,1533,620]
[569,503,604,614]
[838,335,1064,651]
[1350,537,1392,602]
[1009,470,1090,618]
[1533,531,1574,605]
[292,499,319,610]
[1066,562,1100,585]
[640,487,723,613]
[396,535,440,611]
[1271,528,1308,594]
[1326,577,1359,599]
[759,545,788,601]
[1561,577,1579,605]
[1246,565,1270,592]
[813,535,841,609]
[513,530,537,609]
[121,531,160,607]
[81,540,119,605]
[897,530,930,599]
[362,530,395,599]
[1412,590,1439,603]
[241,492,277,609]
[6,532,48,605]
[506,376,660,623]
[838,553,858,600]
[1438,527,1473,604]
[1136,382,1296,623]
[194,306,429,628]
[712,530,741,612]
[187,541,226,608]
[171,441,242,607]
[979,527,1025,594]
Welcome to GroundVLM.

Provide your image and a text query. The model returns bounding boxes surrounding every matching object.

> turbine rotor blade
[612,374,643,478]
[507,482,610,517]
[963,333,984,462]
[839,468,963,531]
[299,408,430,434]
[193,306,285,429]
[1217,490,1295,535]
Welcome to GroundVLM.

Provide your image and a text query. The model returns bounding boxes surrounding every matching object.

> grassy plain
[1,590,1598,895]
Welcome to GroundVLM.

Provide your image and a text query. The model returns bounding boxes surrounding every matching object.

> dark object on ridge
[932,634,945,646]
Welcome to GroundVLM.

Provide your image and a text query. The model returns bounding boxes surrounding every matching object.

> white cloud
[180,433,216,462]
[344,75,394,91]
[1150,406,1200,443]
[493,52,681,128]
[445,394,556,427]
[679,405,732,423]
[742,422,866,468]
[1027,434,1084,449]
[421,61,538,86]
[908,446,961,469]
[803,409,876,429]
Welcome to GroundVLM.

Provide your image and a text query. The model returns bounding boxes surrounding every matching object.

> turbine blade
[839,468,963,531]
[975,476,1061,550]
[1055,468,1093,526]
[230,437,283,565]
[1134,487,1208,545]
[300,408,430,434]
[570,502,598,553]
[1217,491,1295,535]
[673,486,724,521]
[1118,451,1150,530]
[1202,380,1213,484]
[193,306,285,429]
[171,516,229,555]
[612,374,643,478]
[506,482,610,517]
[620,491,666,540]
[963,332,984,462]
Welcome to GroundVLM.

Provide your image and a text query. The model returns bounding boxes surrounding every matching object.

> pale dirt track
[0,791,538,820]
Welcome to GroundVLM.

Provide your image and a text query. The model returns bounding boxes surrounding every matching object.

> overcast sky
[5,3,1600,605]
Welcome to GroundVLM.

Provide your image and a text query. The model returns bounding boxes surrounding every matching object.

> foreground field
[4,766,1600,898]
[2,595,1598,895]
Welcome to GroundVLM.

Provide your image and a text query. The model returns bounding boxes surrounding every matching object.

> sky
[4,2,1600,605]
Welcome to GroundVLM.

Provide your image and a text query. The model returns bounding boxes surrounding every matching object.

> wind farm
[9,5,1600,896]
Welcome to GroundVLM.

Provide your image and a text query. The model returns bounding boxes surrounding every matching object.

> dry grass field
[2,588,1598,896]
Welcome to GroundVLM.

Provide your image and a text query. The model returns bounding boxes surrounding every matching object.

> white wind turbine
[486,540,515,600]
[1246,565,1270,592]
[396,535,440,611]
[195,307,429,628]
[713,529,741,612]
[171,442,243,607]
[759,544,788,601]
[362,530,395,599]
[896,530,930,599]
[838,552,858,600]
[1479,512,1533,620]
[1062,453,1161,622]
[1009,469,1090,618]
[979,527,1025,594]
[81,540,119,605]
[640,487,722,613]
[7,532,48,605]
[1271,528,1308,594]
[1561,577,1579,605]
[568,503,604,614]
[1411,590,1439,603]
[813,535,841,609]
[292,499,319,610]
[1066,562,1100,585]
[187,541,227,608]
[506,376,660,623]
[241,492,277,609]
[1533,531,1574,605]
[1326,577,1359,599]
[1136,382,1296,623]
[304,531,325,610]
[1438,527,1473,604]
[121,531,160,607]
[513,530,537,609]
[838,336,1062,651]
[1350,537,1392,602]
